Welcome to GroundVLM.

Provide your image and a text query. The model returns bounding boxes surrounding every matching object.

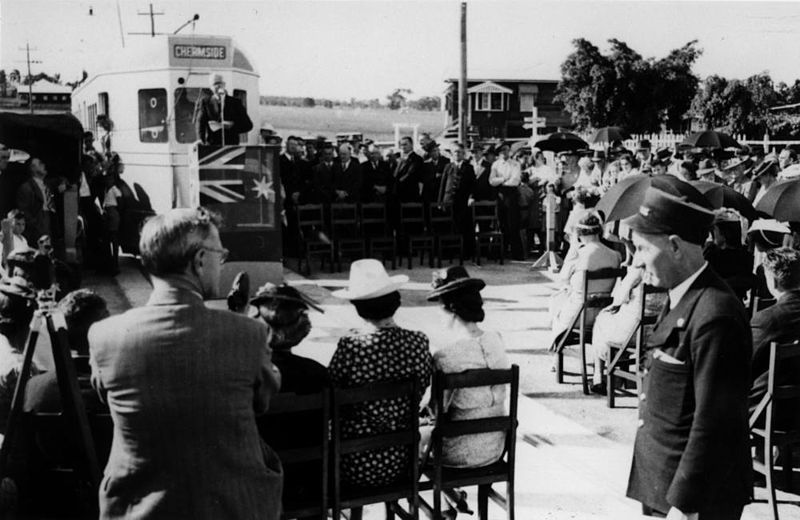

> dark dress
[703,244,754,300]
[328,326,432,488]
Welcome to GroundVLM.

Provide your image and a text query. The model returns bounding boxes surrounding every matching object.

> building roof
[467,81,513,95]
[28,79,72,94]
[445,78,559,85]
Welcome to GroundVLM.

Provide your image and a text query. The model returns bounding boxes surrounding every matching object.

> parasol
[588,126,629,145]
[754,179,800,222]
[689,180,757,221]
[596,174,712,223]
[534,132,588,153]
[681,130,741,150]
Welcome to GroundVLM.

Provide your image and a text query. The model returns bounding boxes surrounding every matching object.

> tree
[690,72,778,136]
[0,70,6,97]
[387,88,412,110]
[66,70,89,90]
[555,38,702,133]
[302,97,315,108]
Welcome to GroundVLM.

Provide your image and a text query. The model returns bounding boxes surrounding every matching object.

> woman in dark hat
[427,266,510,469]
[703,209,753,301]
[0,276,38,434]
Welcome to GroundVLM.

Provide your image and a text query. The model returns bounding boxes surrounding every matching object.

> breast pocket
[647,358,692,424]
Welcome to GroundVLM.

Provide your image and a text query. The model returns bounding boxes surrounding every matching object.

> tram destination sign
[168,36,233,67]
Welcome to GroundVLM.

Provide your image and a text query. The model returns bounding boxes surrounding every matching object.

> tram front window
[138,89,168,143]
[174,87,212,144]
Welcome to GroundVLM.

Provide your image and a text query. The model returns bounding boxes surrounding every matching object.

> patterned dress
[329,326,432,488]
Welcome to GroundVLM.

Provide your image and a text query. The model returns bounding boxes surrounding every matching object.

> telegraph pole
[138,3,164,37]
[18,42,41,114]
[458,2,468,145]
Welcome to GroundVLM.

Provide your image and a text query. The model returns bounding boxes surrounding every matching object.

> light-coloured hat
[332,259,408,300]
[747,219,790,236]
[209,73,225,86]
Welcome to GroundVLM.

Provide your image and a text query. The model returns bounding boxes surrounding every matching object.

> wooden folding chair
[429,203,464,268]
[332,380,420,520]
[362,203,397,270]
[471,201,504,266]
[606,284,666,408]
[750,340,800,520]
[554,267,625,395]
[331,203,366,272]
[261,390,330,520]
[420,366,519,520]
[296,204,334,275]
[399,203,434,269]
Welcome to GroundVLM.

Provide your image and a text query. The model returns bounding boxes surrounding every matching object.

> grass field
[258,105,446,144]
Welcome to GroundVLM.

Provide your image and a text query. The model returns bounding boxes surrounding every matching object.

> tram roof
[95,34,256,75]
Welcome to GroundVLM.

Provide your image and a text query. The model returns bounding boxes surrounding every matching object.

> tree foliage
[387,88,412,110]
[555,38,702,133]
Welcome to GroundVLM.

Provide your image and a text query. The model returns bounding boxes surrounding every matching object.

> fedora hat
[427,266,485,301]
[250,282,324,313]
[332,259,408,300]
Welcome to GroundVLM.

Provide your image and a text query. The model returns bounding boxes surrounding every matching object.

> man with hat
[471,145,497,202]
[635,139,653,167]
[752,154,780,206]
[624,187,752,520]
[696,158,723,184]
[723,155,756,200]
[195,72,253,146]
[590,150,606,180]
[489,142,524,259]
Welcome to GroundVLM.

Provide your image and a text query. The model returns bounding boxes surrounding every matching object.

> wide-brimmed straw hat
[332,259,408,300]
[427,266,485,301]
[747,219,791,247]
[249,282,324,313]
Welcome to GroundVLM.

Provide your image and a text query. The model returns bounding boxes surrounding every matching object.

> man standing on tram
[195,73,253,146]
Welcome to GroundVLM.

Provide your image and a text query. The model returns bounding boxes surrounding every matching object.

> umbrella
[534,132,588,153]
[689,180,758,221]
[509,141,531,156]
[589,126,629,145]
[681,130,741,150]
[596,174,712,223]
[755,179,800,222]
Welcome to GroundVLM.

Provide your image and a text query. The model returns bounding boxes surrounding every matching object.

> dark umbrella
[534,132,588,153]
[681,130,741,150]
[589,126,629,145]
[0,112,83,183]
[754,179,800,222]
[689,180,757,221]
[596,174,712,223]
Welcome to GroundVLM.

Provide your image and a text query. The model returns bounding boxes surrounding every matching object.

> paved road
[94,256,798,519]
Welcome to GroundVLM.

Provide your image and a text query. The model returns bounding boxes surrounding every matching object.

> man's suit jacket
[393,152,424,203]
[361,160,393,202]
[472,160,497,201]
[89,286,281,520]
[750,290,800,428]
[627,267,752,516]
[422,156,450,203]
[195,93,253,146]
[279,154,311,209]
[440,161,476,223]
[16,177,50,244]
[306,161,335,204]
[333,159,363,203]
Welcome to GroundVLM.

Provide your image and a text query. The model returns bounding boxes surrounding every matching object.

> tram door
[190,144,283,290]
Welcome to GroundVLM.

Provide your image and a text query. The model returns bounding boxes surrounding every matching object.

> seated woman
[589,229,667,395]
[560,186,602,264]
[747,219,791,311]
[703,209,753,300]
[549,212,622,351]
[330,259,432,489]
[426,266,510,468]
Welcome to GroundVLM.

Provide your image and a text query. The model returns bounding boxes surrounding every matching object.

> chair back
[262,389,330,520]
[331,203,360,239]
[471,201,499,230]
[431,365,519,464]
[297,204,327,229]
[430,204,457,235]
[331,379,420,516]
[581,267,626,309]
[750,341,800,431]
[400,203,428,234]
[361,203,391,237]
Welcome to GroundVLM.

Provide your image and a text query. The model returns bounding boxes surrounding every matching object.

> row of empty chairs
[294,202,505,275]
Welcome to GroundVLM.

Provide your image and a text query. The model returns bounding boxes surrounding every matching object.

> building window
[520,93,537,112]
[98,92,109,117]
[138,89,168,143]
[476,92,504,112]
[88,103,98,135]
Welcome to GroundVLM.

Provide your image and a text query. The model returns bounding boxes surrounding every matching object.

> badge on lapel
[676,317,686,329]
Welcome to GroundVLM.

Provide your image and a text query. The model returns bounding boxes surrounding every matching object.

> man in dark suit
[624,187,752,520]
[422,143,450,204]
[361,148,392,202]
[392,136,424,203]
[306,144,335,204]
[16,157,54,244]
[750,247,800,429]
[472,145,497,202]
[89,208,282,519]
[195,73,253,146]
[440,143,476,256]
[332,143,363,203]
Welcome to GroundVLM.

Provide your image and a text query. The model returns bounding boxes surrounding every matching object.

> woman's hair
[619,154,638,168]
[351,291,401,321]
[0,290,35,339]
[575,212,603,237]
[572,186,601,208]
[713,221,743,249]
[440,287,485,323]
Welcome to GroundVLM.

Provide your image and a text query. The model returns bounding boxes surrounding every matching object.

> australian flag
[197,145,282,261]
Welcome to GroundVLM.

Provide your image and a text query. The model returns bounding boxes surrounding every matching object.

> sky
[2,0,800,101]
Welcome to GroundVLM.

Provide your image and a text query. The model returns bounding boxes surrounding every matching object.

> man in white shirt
[489,142,523,259]
[778,147,800,180]
[623,187,752,520]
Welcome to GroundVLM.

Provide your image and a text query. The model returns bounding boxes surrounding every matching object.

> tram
[71,34,261,214]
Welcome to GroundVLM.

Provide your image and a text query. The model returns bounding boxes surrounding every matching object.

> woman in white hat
[329,259,432,490]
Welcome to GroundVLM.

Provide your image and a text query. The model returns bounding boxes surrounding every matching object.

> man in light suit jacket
[89,207,282,520]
